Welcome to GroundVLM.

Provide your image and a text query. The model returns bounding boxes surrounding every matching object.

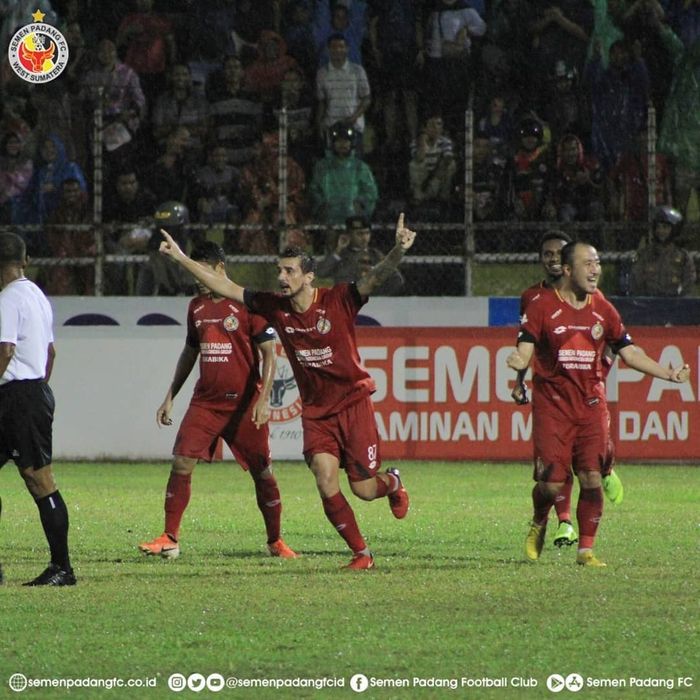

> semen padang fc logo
[269,342,302,423]
[8,10,69,84]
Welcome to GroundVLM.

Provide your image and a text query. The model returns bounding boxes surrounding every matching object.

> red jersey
[246,284,375,419]
[186,295,274,410]
[518,287,633,411]
[520,280,551,316]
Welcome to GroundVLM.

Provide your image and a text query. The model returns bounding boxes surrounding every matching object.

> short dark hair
[327,32,346,46]
[191,241,225,264]
[539,230,572,254]
[279,246,315,273]
[0,232,26,265]
[560,240,594,267]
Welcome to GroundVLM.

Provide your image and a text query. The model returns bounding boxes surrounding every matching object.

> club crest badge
[316,317,331,334]
[591,322,604,340]
[223,315,239,332]
[8,10,69,84]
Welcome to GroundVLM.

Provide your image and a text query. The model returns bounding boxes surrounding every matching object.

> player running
[158,215,415,569]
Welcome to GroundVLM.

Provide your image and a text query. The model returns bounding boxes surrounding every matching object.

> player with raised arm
[515,231,624,551]
[139,241,297,560]
[159,215,416,569]
[507,241,690,567]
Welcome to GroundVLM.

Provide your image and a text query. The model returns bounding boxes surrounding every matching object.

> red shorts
[532,397,609,483]
[174,402,270,474]
[302,395,381,482]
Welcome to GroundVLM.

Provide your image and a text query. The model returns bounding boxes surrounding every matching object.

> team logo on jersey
[8,10,69,83]
[591,322,604,340]
[223,315,239,332]
[269,343,303,423]
[316,317,332,334]
[553,325,567,334]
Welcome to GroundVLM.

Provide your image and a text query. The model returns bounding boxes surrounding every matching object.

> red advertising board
[357,327,700,462]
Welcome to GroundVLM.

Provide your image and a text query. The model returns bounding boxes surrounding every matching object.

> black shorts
[0,380,54,470]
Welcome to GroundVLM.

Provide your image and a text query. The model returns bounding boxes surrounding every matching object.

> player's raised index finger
[160,227,173,242]
[397,212,404,230]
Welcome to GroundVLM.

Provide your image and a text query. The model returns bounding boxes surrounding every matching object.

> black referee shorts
[0,379,54,470]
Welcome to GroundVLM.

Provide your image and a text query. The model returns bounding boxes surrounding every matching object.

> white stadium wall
[48,298,700,462]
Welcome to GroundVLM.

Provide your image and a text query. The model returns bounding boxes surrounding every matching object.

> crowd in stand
[0,0,698,295]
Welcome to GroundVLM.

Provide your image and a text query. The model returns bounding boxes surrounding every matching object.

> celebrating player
[515,231,624,551]
[158,214,416,569]
[139,241,297,560]
[507,241,690,567]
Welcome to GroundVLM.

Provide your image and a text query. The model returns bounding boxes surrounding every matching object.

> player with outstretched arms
[515,231,624,552]
[158,214,416,569]
[507,241,690,566]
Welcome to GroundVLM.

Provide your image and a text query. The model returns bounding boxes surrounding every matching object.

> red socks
[577,487,604,550]
[532,483,554,525]
[553,475,573,523]
[322,492,367,554]
[253,474,282,544]
[164,472,191,540]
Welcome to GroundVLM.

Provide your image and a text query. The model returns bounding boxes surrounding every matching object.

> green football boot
[602,470,624,505]
[553,520,578,548]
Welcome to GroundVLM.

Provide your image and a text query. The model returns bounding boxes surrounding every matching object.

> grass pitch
[0,461,697,699]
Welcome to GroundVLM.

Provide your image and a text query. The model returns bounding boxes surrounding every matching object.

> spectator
[657,21,700,221]
[584,39,650,171]
[476,94,515,162]
[0,132,33,225]
[423,0,487,129]
[313,0,368,67]
[17,134,87,243]
[528,0,593,91]
[192,144,241,227]
[141,126,193,205]
[151,64,209,161]
[540,60,590,148]
[270,67,316,176]
[138,201,196,296]
[243,31,300,106]
[281,0,317,80]
[408,113,457,207]
[315,34,371,151]
[368,0,421,154]
[551,133,605,225]
[103,166,158,295]
[42,178,94,296]
[80,38,147,161]
[238,133,307,254]
[630,205,696,296]
[505,116,555,224]
[316,215,404,294]
[309,122,379,227]
[206,56,264,168]
[607,127,673,223]
[665,0,700,49]
[116,0,176,103]
[472,134,507,247]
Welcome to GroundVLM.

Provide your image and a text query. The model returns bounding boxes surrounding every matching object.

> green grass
[0,462,697,699]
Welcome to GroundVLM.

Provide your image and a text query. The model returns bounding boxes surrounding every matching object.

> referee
[0,232,75,586]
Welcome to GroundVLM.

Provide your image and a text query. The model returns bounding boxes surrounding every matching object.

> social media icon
[188,673,206,692]
[350,674,369,693]
[547,674,565,693]
[207,674,225,692]
[167,674,187,692]
[566,673,584,692]
[8,674,28,693]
